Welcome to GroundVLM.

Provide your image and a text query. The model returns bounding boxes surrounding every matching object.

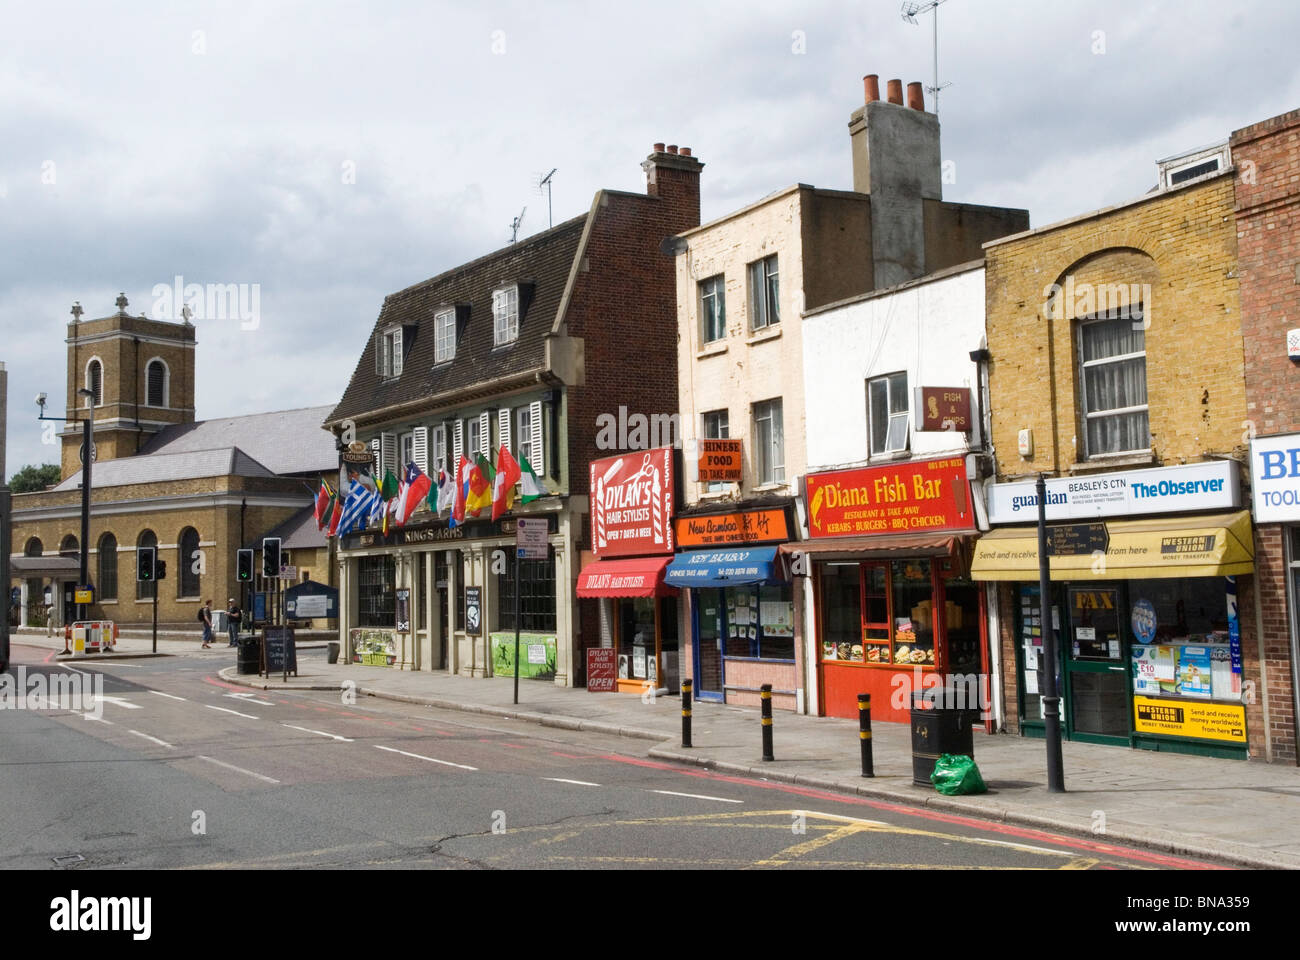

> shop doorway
[1063,586,1130,743]
[434,552,451,670]
[694,592,724,701]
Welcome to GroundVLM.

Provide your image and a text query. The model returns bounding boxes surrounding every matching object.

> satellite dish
[658,236,689,257]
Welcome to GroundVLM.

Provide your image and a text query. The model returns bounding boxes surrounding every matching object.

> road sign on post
[515,517,547,558]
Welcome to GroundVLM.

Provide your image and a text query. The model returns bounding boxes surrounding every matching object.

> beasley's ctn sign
[1251,433,1300,523]
[805,457,973,538]
[590,446,674,557]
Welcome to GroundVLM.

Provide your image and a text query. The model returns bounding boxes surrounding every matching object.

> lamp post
[75,387,95,624]
[1036,473,1066,792]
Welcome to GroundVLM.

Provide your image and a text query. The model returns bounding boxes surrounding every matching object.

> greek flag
[339,483,380,535]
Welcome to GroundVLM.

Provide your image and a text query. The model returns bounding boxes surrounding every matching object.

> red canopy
[576,556,677,598]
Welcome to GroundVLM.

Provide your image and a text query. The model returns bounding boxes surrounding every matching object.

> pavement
[14,628,1300,869]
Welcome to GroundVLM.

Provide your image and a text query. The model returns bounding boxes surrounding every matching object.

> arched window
[137,530,157,600]
[98,533,118,601]
[24,537,43,557]
[60,535,79,557]
[85,359,103,407]
[178,527,201,598]
[146,359,169,407]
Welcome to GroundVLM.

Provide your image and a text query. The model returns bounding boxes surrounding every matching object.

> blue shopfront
[668,504,798,710]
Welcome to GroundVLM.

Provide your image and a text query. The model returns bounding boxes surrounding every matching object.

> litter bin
[911,694,973,786]
[237,636,261,675]
[327,641,340,665]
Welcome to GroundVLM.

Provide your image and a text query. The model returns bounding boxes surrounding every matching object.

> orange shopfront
[795,457,989,725]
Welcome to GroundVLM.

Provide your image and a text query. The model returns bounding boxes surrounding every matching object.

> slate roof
[327,213,589,425]
[249,504,327,552]
[55,447,276,491]
[137,405,337,476]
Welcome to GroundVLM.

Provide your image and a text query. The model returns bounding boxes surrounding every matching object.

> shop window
[752,398,784,486]
[700,275,726,343]
[867,372,909,456]
[820,562,864,662]
[748,254,779,330]
[716,584,795,661]
[358,554,396,627]
[1078,312,1148,457]
[136,531,157,600]
[178,527,201,598]
[497,546,557,633]
[98,533,118,601]
[617,597,658,683]
[819,560,936,667]
[1128,577,1236,702]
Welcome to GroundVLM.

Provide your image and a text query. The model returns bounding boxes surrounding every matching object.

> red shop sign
[805,457,973,538]
[589,446,675,557]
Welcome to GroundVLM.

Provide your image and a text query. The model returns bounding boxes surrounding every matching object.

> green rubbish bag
[930,753,987,796]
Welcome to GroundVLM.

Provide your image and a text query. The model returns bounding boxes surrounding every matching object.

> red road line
[44,649,57,663]
[552,751,587,759]
[202,675,251,692]
[502,743,527,750]
[601,755,1225,870]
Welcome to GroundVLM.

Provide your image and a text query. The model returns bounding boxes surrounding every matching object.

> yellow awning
[971,511,1254,581]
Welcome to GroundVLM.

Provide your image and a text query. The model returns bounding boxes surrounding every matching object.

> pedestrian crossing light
[237,548,254,582]
[262,538,281,579]
[136,545,156,582]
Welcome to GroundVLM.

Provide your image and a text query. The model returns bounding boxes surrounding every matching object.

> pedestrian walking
[199,599,213,648]
[226,598,242,646]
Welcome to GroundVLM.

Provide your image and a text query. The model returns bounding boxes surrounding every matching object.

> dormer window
[376,325,404,379]
[493,286,520,346]
[434,308,456,364]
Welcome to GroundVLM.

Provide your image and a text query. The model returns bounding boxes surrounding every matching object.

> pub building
[576,447,681,693]
[790,456,988,724]
[971,461,1255,759]
[666,497,799,709]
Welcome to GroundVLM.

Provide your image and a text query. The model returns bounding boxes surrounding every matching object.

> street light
[900,0,952,116]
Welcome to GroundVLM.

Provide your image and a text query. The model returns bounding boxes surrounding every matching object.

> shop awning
[777,532,969,562]
[664,547,783,588]
[576,556,678,598]
[970,511,1254,581]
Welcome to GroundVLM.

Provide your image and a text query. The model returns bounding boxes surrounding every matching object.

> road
[0,641,1224,870]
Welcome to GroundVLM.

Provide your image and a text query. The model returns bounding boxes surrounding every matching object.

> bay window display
[820,559,938,667]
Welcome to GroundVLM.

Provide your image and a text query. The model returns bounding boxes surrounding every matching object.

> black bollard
[681,678,693,748]
[858,693,874,777]
[760,683,774,762]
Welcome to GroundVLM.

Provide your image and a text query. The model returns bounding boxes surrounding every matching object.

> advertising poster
[491,632,557,680]
[1134,696,1247,743]
[350,628,397,666]
[1177,645,1213,698]
[1131,645,1176,695]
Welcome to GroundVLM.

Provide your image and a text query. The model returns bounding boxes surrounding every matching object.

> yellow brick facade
[985,174,1246,477]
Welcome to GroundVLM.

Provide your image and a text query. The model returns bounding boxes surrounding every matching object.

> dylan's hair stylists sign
[590,447,674,557]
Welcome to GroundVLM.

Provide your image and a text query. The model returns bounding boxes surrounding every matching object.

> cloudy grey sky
[2,0,1298,476]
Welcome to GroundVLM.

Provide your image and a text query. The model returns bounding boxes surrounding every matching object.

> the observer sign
[1251,433,1300,523]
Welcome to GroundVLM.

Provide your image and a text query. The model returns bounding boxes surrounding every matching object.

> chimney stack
[863,74,880,103]
[886,79,904,104]
[907,82,925,111]
[643,141,705,231]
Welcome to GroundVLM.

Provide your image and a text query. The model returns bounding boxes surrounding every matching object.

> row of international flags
[313,445,546,538]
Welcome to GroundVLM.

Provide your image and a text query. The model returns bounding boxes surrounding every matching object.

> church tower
[61,293,197,479]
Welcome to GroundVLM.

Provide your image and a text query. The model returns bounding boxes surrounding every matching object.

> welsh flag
[395,462,431,527]
[451,455,471,527]
[519,454,546,503]
[314,481,334,530]
[492,445,522,521]
[464,458,492,517]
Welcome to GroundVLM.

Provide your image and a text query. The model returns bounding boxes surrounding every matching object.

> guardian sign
[1250,433,1300,523]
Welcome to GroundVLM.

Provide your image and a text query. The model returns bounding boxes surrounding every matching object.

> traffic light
[136,546,156,582]
[237,548,254,582]
[156,559,166,580]
[262,538,281,579]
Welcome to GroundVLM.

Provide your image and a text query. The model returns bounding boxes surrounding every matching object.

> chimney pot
[653,142,666,153]
[886,79,903,104]
[863,74,880,103]
[680,146,691,157]
[907,81,925,110]
[667,144,678,154]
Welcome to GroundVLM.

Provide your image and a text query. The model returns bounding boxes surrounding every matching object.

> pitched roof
[137,405,337,476]
[250,504,327,552]
[327,214,589,425]
[55,447,275,491]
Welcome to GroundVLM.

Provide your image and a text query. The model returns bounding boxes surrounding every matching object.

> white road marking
[226,692,275,706]
[83,713,113,724]
[93,695,141,710]
[128,729,174,749]
[197,755,280,784]
[544,778,600,787]
[63,665,94,677]
[374,745,477,770]
[150,691,187,702]
[206,704,259,720]
[282,723,353,742]
[651,790,743,804]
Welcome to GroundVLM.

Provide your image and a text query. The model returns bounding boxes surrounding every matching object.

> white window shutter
[498,407,511,455]
[478,411,490,456]
[369,437,380,475]
[412,426,428,473]
[432,425,446,475]
[452,419,463,465]
[529,401,544,476]
[381,431,397,477]
[392,328,403,376]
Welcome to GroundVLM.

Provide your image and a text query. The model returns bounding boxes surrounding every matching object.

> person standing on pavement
[226,598,242,647]
[200,599,213,648]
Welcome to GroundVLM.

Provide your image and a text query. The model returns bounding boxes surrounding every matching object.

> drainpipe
[133,336,143,453]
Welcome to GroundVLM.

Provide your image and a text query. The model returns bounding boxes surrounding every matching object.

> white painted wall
[802,265,985,472]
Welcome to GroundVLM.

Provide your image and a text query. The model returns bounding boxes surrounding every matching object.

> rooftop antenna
[901,0,952,116]
[536,168,557,229]
[509,205,527,244]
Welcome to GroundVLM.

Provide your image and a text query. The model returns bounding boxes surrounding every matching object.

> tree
[9,463,61,494]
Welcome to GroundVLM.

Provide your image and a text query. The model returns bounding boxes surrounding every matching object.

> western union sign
[1133,696,1247,743]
